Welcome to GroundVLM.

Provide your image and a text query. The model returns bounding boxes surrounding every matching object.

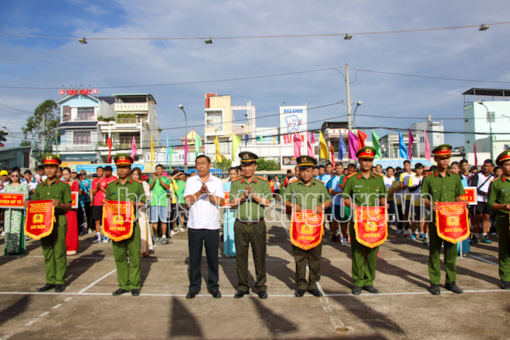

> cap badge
[366,149,372,154]
[46,156,52,161]
[441,147,447,151]
[243,154,248,159]
[120,156,125,161]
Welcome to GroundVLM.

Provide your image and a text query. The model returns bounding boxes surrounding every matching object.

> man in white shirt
[470,159,494,244]
[184,155,225,299]
[399,160,415,236]
[384,167,396,228]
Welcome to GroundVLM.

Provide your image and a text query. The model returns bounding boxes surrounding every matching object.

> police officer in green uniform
[487,150,510,290]
[31,153,72,292]
[105,154,146,296]
[421,144,466,295]
[342,146,387,295]
[229,152,272,299]
[284,155,332,297]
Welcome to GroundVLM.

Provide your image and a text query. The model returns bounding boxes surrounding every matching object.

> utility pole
[345,63,352,132]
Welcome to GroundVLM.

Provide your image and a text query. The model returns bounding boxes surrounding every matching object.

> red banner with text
[24,200,55,240]
[0,193,25,209]
[102,200,135,242]
[354,206,388,248]
[290,210,324,250]
[435,202,469,244]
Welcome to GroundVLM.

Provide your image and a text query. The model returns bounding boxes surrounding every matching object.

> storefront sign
[59,89,98,96]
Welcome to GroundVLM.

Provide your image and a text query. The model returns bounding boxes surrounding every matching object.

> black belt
[236,218,264,226]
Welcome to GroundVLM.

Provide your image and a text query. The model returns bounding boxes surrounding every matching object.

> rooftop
[112,93,157,104]
[462,88,510,97]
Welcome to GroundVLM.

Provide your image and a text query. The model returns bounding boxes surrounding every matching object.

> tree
[0,130,7,147]
[212,157,232,172]
[22,100,60,159]
[256,157,280,171]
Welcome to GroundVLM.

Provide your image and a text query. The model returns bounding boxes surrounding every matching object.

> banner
[224,191,231,207]
[290,210,324,250]
[459,187,476,205]
[354,206,388,248]
[435,202,469,244]
[24,200,55,240]
[0,193,25,209]
[102,200,135,242]
[71,191,79,209]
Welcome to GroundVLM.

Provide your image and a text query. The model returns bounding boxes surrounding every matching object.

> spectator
[408,163,426,243]
[313,167,320,179]
[91,166,116,243]
[175,171,188,232]
[320,163,332,184]
[399,160,415,236]
[23,170,38,200]
[384,167,396,228]
[393,166,404,233]
[375,164,383,174]
[131,167,153,257]
[190,172,196,177]
[329,162,349,244]
[459,159,472,184]
[71,170,78,181]
[470,159,494,244]
[78,170,92,235]
[0,170,9,192]
[283,170,293,188]
[493,166,503,180]
[223,167,239,256]
[149,164,171,245]
[3,169,28,255]
[57,168,62,180]
[61,168,79,255]
[167,170,179,235]
[34,165,46,183]
[184,155,224,299]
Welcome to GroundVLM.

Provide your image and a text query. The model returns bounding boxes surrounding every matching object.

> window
[77,107,94,120]
[420,137,425,143]
[74,131,91,144]
[206,111,223,131]
[118,133,140,146]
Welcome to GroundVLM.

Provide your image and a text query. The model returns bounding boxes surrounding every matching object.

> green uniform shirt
[487,176,510,216]
[149,176,170,207]
[105,177,146,226]
[420,170,465,202]
[175,180,186,204]
[32,178,73,215]
[284,178,332,210]
[230,176,272,221]
[341,171,387,206]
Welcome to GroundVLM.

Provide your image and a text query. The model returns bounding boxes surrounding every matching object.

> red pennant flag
[357,130,367,149]
[107,138,112,163]
[330,142,335,169]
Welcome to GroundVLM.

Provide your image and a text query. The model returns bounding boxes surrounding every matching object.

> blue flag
[338,135,347,160]
[398,130,409,159]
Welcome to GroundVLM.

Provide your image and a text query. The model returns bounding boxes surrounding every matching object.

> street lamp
[353,101,362,129]
[477,101,494,161]
[2,126,15,147]
[178,105,188,173]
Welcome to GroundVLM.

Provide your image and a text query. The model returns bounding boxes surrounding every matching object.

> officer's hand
[23,200,28,208]
[51,199,60,208]
[295,204,302,212]
[247,185,254,194]
[506,204,510,211]
[432,202,439,211]
[315,206,323,214]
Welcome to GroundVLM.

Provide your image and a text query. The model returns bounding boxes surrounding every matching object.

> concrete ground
[0,204,509,340]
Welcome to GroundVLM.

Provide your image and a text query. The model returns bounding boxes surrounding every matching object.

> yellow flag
[273,135,276,145]
[150,136,155,166]
[319,131,329,160]
[214,135,222,162]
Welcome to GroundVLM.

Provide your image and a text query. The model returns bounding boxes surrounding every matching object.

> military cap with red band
[496,150,510,165]
[356,146,377,159]
[41,153,62,165]
[432,144,453,158]
[114,153,134,166]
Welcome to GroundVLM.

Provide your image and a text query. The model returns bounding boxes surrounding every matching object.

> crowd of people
[1,144,509,297]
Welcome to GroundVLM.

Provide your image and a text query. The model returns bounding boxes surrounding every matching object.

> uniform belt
[237,218,264,225]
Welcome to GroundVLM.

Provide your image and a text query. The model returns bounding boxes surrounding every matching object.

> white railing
[54,143,97,152]
[115,103,149,112]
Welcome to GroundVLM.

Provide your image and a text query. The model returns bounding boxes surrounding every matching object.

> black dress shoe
[445,282,463,294]
[112,288,129,296]
[55,285,65,292]
[351,286,362,295]
[186,291,197,299]
[308,289,323,297]
[430,284,441,295]
[295,289,305,297]
[234,290,245,299]
[362,285,380,294]
[37,284,55,292]
[131,289,140,296]
[208,289,221,298]
[257,291,268,299]
[501,281,510,290]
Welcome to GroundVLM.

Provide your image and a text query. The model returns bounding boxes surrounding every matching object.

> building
[379,133,419,159]
[409,116,444,158]
[0,146,34,170]
[463,88,510,163]
[55,94,115,162]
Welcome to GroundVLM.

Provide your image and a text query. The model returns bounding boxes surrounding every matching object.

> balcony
[98,119,143,131]
[54,143,97,153]
[115,102,149,112]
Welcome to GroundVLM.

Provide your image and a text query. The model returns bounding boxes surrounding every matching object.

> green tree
[256,157,280,171]
[0,130,8,146]
[22,100,60,158]
[212,157,232,172]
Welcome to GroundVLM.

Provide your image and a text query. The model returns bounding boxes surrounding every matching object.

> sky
[1,0,509,148]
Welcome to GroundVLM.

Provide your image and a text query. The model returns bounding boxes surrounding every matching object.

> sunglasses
[11,175,19,178]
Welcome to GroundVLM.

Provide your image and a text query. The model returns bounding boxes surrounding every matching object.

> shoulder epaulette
[423,172,433,178]
[374,172,384,177]
[257,176,267,181]
[289,178,298,184]
[346,173,357,179]
[315,179,325,184]
[231,177,242,182]
[133,179,142,184]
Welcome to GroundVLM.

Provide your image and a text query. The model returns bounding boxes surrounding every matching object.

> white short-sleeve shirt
[184,174,225,230]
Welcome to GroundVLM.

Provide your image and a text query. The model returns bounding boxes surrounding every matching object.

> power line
[0,21,508,42]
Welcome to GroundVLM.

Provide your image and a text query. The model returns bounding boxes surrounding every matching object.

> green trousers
[40,217,67,285]
[495,214,510,283]
[428,221,457,285]
[293,244,322,290]
[112,225,141,290]
[350,222,379,287]
[234,220,267,293]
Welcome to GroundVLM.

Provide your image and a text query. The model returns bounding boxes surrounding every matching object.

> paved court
[0,205,509,340]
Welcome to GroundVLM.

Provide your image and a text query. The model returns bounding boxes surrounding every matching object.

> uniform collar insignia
[358,173,361,180]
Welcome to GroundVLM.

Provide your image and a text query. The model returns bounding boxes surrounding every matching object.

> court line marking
[0,289,508,298]
[77,269,117,294]
[52,304,62,309]
[466,254,498,266]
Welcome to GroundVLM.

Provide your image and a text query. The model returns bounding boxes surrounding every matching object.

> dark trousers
[293,244,322,290]
[188,228,219,292]
[495,214,510,282]
[396,203,404,230]
[234,220,267,293]
[83,204,92,230]
[41,219,67,285]
[350,222,379,287]
[429,221,457,285]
